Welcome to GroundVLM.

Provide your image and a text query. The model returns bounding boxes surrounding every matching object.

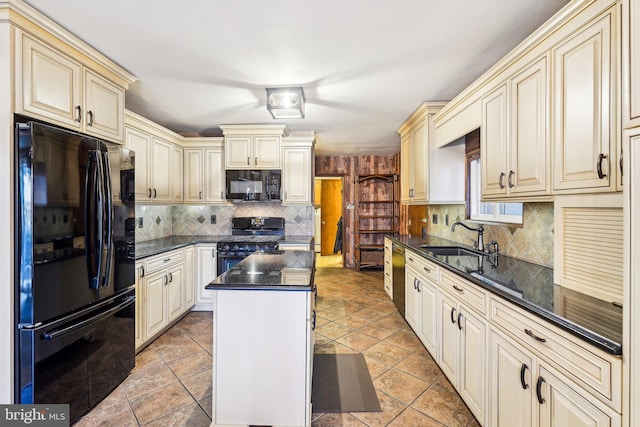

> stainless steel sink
[419,246,483,257]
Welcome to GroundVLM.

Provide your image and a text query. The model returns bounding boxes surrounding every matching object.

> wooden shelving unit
[355,174,399,270]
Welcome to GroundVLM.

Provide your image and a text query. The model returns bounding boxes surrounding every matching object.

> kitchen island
[205,250,316,427]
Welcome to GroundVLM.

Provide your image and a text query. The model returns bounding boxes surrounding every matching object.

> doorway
[314,177,344,267]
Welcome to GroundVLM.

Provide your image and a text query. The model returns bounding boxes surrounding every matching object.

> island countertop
[206,250,315,291]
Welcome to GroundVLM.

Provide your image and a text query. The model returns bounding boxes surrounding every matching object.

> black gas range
[217,217,285,274]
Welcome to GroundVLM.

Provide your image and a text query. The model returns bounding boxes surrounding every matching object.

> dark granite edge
[387,234,622,355]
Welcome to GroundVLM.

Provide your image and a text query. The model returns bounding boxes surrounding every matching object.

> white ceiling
[25,0,570,155]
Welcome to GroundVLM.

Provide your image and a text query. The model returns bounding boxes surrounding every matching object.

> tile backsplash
[135,203,314,242]
[426,203,554,267]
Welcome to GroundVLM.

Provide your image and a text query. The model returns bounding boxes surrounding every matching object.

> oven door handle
[42,296,135,341]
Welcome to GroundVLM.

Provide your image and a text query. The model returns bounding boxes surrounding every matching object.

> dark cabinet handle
[597,153,608,179]
[148,188,152,197]
[457,312,463,330]
[140,266,145,278]
[450,307,457,324]
[525,328,547,343]
[75,105,82,122]
[164,275,168,285]
[424,267,431,273]
[413,278,417,290]
[620,150,623,178]
[416,281,421,292]
[212,248,215,258]
[153,188,157,198]
[255,156,257,166]
[169,272,173,282]
[499,172,505,189]
[520,364,529,389]
[453,284,464,293]
[88,110,94,127]
[536,376,545,404]
[247,157,250,166]
[199,191,202,200]
[508,170,514,188]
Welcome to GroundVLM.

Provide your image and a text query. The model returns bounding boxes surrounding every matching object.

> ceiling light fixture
[266,87,305,119]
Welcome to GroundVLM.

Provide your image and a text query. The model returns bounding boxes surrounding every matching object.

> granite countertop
[388,234,622,355]
[136,235,314,259]
[135,235,228,259]
[206,250,315,291]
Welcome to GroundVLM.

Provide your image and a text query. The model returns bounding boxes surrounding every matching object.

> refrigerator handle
[42,296,135,341]
[101,151,114,288]
[85,151,104,290]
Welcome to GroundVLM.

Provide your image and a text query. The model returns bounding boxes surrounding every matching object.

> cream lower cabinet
[405,254,439,356]
[383,238,393,299]
[194,244,217,310]
[139,248,191,348]
[135,261,144,351]
[438,290,487,424]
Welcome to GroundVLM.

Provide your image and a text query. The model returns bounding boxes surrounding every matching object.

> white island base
[210,288,315,427]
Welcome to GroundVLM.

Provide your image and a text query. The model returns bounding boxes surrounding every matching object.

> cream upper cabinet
[481,83,509,197]
[623,0,640,129]
[125,110,184,204]
[281,137,314,205]
[125,126,152,202]
[225,136,281,169]
[150,137,172,203]
[482,55,550,200]
[18,32,126,143]
[183,139,226,204]
[170,144,184,203]
[552,8,617,193]
[398,102,463,205]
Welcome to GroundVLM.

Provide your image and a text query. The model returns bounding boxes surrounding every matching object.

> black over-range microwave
[225,170,281,201]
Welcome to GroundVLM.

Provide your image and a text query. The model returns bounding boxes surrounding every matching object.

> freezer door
[16,290,135,423]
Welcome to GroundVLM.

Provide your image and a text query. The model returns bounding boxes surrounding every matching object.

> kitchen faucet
[451,221,485,252]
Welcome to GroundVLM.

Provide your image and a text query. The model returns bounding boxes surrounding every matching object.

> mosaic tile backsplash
[135,204,314,242]
[426,203,554,267]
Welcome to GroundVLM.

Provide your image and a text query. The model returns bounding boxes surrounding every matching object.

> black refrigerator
[14,116,136,423]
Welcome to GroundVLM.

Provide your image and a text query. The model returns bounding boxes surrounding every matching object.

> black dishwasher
[392,243,405,316]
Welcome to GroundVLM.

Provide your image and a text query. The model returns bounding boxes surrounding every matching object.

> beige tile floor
[74,260,479,427]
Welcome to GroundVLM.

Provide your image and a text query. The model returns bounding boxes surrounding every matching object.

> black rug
[312,353,382,413]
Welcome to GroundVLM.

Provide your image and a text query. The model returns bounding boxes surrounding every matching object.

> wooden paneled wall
[316,154,405,268]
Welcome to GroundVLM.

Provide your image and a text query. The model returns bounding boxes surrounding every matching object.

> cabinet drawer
[440,269,487,315]
[490,297,621,410]
[405,250,439,283]
[145,249,184,273]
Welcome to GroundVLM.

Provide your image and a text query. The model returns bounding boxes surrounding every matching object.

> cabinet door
[144,270,167,338]
[510,55,549,196]
[184,149,204,203]
[553,12,614,192]
[489,330,533,427]
[83,69,125,142]
[125,127,152,202]
[254,136,281,168]
[184,246,195,308]
[411,121,429,202]
[481,83,509,197]
[418,278,438,357]
[151,137,172,202]
[404,268,419,331]
[135,261,144,350]
[204,148,226,203]
[439,291,459,385]
[167,264,184,322]
[538,365,615,427]
[282,146,312,205]
[459,307,487,424]
[195,245,217,309]
[628,0,640,126]
[225,137,252,168]
[400,134,413,203]
[20,34,82,129]
[171,145,183,203]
